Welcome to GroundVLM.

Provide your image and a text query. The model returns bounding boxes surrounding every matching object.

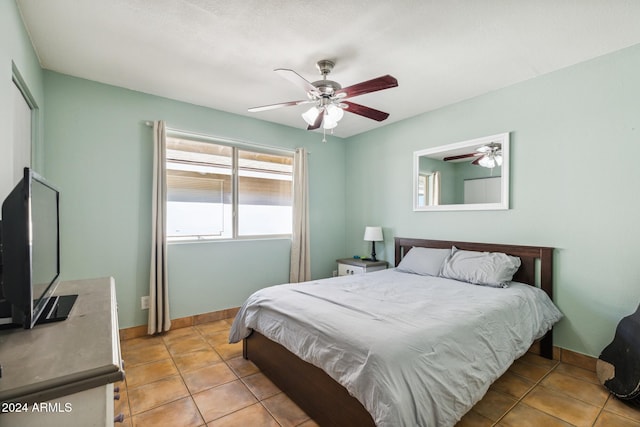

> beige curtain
[432,171,441,206]
[148,120,171,334]
[290,148,311,283]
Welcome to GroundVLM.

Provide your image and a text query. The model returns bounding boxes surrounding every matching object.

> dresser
[337,258,388,276]
[0,277,124,426]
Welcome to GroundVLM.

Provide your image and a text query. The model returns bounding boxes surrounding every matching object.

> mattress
[229,269,562,426]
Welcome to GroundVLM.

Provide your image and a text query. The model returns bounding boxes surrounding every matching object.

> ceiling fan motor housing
[312,79,342,97]
[313,60,341,97]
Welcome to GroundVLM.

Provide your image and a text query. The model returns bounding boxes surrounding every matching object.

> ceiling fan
[443,142,503,168]
[248,59,398,139]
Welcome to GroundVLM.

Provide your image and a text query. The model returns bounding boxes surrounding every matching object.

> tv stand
[0,294,78,329]
[36,294,78,325]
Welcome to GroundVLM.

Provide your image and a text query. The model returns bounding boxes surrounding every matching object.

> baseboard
[119,306,240,341]
[556,347,598,372]
[528,341,597,372]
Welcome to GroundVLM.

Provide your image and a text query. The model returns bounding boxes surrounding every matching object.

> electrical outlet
[141,296,149,310]
[332,270,338,277]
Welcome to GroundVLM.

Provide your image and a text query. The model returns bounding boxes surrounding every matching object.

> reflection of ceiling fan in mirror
[248,59,398,140]
[443,142,503,168]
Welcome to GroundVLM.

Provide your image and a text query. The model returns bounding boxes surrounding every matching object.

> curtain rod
[144,121,309,155]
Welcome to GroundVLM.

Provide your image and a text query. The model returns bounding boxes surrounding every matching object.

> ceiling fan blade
[443,153,481,161]
[336,75,398,99]
[471,156,484,165]
[248,99,312,112]
[274,68,318,95]
[307,109,324,130]
[343,101,389,122]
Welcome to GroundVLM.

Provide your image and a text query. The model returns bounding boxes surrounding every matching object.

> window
[417,172,440,207]
[166,135,293,241]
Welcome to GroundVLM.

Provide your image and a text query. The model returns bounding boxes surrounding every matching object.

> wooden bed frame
[243,237,555,426]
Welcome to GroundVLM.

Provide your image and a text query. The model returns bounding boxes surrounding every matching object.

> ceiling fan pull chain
[322,127,327,143]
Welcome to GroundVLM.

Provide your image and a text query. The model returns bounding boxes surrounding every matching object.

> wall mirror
[413,132,510,211]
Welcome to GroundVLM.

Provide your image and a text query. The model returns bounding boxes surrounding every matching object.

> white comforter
[229,269,562,427]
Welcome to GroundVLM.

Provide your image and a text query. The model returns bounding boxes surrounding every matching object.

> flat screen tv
[0,167,76,329]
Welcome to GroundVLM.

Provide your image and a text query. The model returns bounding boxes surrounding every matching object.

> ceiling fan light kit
[248,59,398,140]
[302,104,344,129]
[477,154,502,168]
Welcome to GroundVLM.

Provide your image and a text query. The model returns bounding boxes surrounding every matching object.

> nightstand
[337,258,388,276]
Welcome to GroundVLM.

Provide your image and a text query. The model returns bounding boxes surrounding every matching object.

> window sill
[167,235,292,245]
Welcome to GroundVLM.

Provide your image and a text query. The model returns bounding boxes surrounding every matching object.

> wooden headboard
[394,237,555,358]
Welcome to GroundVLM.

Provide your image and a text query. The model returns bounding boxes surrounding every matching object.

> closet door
[12,80,32,180]
[464,176,501,204]
[1,81,32,201]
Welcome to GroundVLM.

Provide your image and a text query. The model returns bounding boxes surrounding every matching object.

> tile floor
[117,318,640,426]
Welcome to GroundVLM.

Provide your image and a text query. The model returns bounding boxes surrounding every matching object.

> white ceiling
[16,0,640,138]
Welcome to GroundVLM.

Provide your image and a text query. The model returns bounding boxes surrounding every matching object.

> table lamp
[363,226,383,262]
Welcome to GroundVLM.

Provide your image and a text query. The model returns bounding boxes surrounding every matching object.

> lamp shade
[301,106,320,126]
[326,104,344,122]
[363,226,383,242]
[322,115,338,129]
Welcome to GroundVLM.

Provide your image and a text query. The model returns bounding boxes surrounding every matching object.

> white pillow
[440,246,521,288]
[396,247,452,276]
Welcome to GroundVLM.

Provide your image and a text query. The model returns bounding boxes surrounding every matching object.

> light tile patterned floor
[116,319,640,426]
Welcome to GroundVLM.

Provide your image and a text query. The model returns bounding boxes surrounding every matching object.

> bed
[229,237,562,426]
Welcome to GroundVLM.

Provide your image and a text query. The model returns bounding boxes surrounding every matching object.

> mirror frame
[413,132,510,211]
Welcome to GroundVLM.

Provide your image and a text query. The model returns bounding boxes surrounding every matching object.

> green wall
[345,43,640,357]
[42,72,347,328]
